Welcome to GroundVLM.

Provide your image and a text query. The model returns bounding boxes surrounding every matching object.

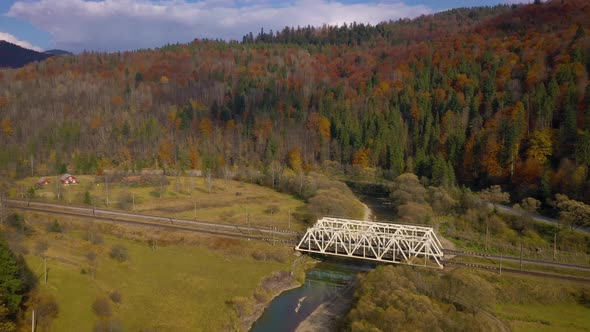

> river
[250,259,373,332]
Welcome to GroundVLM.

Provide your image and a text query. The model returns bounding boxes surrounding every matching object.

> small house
[36,177,51,187]
[59,173,79,186]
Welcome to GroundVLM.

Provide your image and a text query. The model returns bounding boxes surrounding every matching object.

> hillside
[0,0,589,204]
[0,41,70,68]
[0,41,49,68]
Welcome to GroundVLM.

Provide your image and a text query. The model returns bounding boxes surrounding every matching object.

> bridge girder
[295,217,444,269]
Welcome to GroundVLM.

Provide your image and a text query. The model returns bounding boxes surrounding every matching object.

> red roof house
[59,173,79,186]
[36,177,51,186]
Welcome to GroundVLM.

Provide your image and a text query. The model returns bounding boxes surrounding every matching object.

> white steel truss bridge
[295,217,445,269]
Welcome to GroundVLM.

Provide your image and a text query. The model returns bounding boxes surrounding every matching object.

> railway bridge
[295,217,445,269]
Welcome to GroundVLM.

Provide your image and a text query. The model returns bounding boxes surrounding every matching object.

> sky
[0,0,534,53]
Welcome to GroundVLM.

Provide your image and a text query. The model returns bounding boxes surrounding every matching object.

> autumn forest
[1,0,590,205]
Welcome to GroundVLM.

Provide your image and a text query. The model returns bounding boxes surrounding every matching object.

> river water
[250,260,372,332]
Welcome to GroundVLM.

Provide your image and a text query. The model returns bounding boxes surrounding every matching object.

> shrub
[308,189,365,220]
[109,291,122,304]
[86,230,104,245]
[92,297,112,318]
[83,191,92,205]
[396,202,434,225]
[109,245,128,262]
[48,220,62,233]
[117,191,134,210]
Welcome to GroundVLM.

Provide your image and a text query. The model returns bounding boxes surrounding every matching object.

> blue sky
[0,0,529,53]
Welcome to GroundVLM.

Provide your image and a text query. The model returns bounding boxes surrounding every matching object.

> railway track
[5,199,295,244]
[443,260,590,283]
[443,249,590,271]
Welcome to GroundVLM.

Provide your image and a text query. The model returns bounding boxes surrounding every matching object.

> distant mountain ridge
[43,49,72,56]
[0,40,70,68]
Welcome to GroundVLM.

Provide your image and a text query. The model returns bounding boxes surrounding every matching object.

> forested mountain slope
[0,41,52,68]
[1,0,589,203]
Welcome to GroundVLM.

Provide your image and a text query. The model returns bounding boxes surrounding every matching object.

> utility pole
[105,176,109,208]
[485,220,489,251]
[500,251,502,276]
[247,212,250,236]
[553,231,557,261]
[44,256,47,284]
[31,309,35,332]
[520,241,523,270]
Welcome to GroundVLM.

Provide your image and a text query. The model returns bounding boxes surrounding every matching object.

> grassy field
[13,175,307,231]
[22,225,291,331]
[496,304,590,331]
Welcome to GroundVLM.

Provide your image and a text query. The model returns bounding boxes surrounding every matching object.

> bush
[6,213,23,229]
[48,220,62,233]
[86,230,104,245]
[308,189,365,220]
[92,297,112,318]
[109,245,128,262]
[117,191,134,210]
[83,191,92,205]
[109,291,122,304]
[396,202,434,225]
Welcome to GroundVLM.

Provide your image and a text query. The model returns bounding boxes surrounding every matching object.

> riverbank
[239,255,319,331]
[295,279,357,332]
[240,272,301,331]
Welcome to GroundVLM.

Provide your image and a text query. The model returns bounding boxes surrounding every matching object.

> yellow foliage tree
[288,147,302,172]
[318,116,331,139]
[158,140,173,166]
[199,118,213,138]
[527,128,553,163]
[352,148,371,168]
[1,119,13,136]
[190,147,200,169]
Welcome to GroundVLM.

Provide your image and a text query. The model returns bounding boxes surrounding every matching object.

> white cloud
[0,31,43,51]
[7,0,432,52]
